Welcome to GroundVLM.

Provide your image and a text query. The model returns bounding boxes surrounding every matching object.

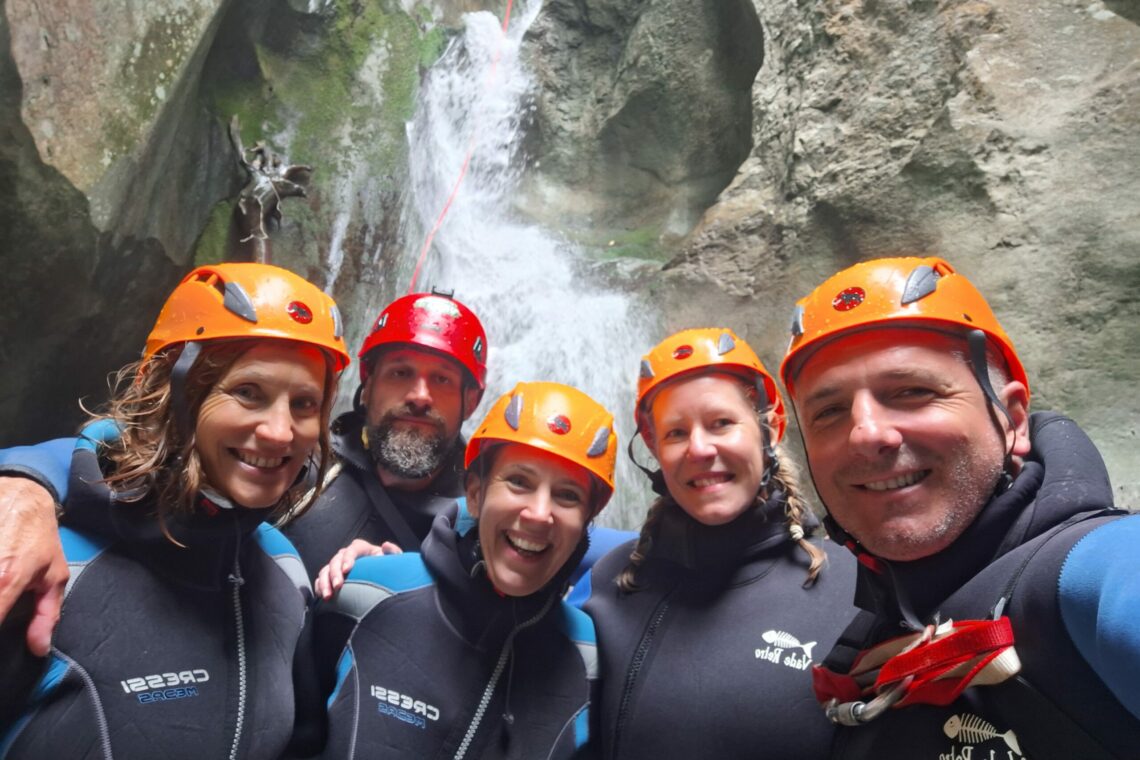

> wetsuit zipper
[453,594,556,760]
[53,650,116,759]
[613,594,672,758]
[227,523,248,760]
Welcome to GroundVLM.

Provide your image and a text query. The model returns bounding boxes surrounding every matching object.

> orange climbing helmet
[357,292,488,390]
[145,262,350,371]
[779,256,1028,399]
[465,381,617,510]
[636,328,786,444]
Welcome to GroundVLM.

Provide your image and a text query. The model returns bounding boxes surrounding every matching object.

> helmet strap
[753,378,778,491]
[966,330,1017,488]
[170,341,203,443]
[626,424,670,497]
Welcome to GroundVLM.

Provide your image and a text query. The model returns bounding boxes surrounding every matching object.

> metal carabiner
[823,676,914,727]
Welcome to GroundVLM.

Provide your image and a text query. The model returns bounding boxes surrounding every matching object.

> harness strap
[814,617,1020,724]
[815,508,1128,734]
[354,466,421,551]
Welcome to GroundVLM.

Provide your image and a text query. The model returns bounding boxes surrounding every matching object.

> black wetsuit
[820,413,1140,759]
[1,442,322,759]
[580,492,859,759]
[317,502,598,759]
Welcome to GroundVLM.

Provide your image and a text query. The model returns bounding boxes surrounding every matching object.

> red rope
[407,0,515,294]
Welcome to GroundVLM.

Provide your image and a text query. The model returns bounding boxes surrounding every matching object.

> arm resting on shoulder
[0,430,117,656]
[1059,515,1140,720]
[0,437,76,503]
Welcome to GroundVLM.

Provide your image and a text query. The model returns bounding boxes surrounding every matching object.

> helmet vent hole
[196,327,205,336]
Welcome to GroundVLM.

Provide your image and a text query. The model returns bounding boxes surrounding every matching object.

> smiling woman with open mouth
[314,381,617,759]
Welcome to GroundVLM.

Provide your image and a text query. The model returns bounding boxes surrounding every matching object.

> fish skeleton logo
[754,629,816,671]
[943,713,1022,758]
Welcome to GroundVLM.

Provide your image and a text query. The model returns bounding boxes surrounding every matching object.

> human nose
[521,488,554,524]
[848,392,902,456]
[257,397,295,446]
[685,426,716,460]
[405,375,432,409]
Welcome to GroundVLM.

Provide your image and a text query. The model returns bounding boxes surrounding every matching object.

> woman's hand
[314,539,402,600]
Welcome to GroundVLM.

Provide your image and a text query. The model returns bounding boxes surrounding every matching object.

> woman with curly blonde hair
[2,263,349,759]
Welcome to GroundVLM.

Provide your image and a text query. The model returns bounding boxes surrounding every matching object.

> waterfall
[385,2,657,527]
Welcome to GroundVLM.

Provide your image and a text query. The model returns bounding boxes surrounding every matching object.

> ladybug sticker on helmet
[832,287,866,312]
[287,301,313,324]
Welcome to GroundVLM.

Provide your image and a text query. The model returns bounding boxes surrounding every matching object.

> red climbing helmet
[357,292,488,391]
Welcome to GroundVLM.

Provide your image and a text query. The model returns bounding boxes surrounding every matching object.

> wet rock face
[521,0,763,241]
[521,0,1139,500]
[7,0,228,253]
[0,0,444,442]
[0,6,185,442]
[662,0,1140,502]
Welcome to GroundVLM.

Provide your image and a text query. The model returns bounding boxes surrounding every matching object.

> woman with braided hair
[574,328,859,759]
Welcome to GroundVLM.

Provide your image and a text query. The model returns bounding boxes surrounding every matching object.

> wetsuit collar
[651,488,801,574]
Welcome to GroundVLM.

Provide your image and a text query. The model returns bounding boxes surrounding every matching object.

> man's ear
[1000,381,1031,457]
[464,475,483,519]
[462,386,482,422]
[358,369,374,412]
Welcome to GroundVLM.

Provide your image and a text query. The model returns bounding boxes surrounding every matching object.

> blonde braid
[616,497,671,593]
[769,445,826,587]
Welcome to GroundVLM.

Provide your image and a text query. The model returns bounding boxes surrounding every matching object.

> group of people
[0,254,1136,759]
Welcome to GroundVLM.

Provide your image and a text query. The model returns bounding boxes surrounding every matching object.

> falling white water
[391,2,657,526]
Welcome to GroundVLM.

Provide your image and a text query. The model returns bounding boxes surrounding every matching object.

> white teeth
[236,452,285,469]
[863,471,927,491]
[691,474,730,488]
[507,534,549,553]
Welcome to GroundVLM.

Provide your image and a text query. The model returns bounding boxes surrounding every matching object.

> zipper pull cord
[453,594,555,760]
